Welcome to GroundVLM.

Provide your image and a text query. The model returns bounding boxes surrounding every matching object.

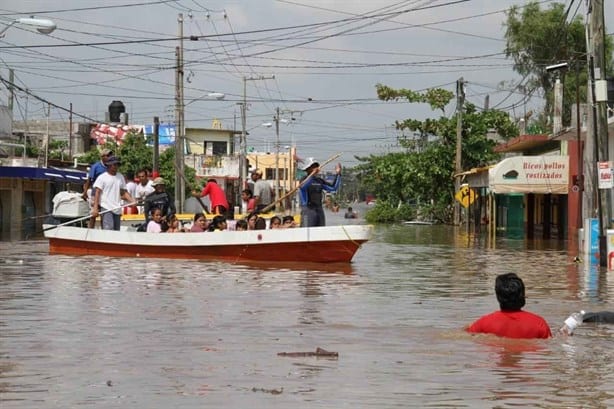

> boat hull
[44,224,372,263]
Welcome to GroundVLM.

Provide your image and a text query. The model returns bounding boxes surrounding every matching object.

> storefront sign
[489,156,569,194]
[598,161,614,189]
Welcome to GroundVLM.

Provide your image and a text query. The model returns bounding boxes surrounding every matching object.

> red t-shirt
[467,310,552,339]
[200,182,229,209]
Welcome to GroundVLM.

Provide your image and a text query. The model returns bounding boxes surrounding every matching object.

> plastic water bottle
[559,310,585,335]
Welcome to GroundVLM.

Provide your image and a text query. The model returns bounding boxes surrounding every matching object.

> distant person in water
[344,206,357,219]
[466,273,552,339]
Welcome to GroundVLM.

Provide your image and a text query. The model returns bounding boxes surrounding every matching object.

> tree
[359,85,518,223]
[504,1,613,128]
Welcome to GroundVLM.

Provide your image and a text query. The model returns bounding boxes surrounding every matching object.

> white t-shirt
[147,220,162,233]
[135,182,154,213]
[93,172,127,215]
[135,181,154,201]
[124,180,137,206]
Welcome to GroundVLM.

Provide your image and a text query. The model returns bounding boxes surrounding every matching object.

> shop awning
[0,166,87,183]
[488,156,569,194]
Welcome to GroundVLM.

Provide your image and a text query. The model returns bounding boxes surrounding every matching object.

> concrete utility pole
[175,13,185,213]
[454,77,465,225]
[153,116,160,173]
[274,107,281,210]
[587,0,611,266]
[239,75,275,192]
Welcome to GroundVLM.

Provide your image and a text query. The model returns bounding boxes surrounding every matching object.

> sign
[489,156,569,194]
[144,124,177,146]
[598,161,614,189]
[455,185,478,208]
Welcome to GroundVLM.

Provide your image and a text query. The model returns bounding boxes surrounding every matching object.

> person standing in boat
[251,169,273,212]
[299,158,342,227]
[82,148,113,228]
[193,179,229,215]
[91,156,135,231]
[134,168,154,214]
[143,177,176,223]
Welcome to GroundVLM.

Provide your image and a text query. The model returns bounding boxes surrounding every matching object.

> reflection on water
[1,224,613,408]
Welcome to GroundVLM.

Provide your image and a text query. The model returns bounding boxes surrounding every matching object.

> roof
[0,166,87,183]
[493,134,552,153]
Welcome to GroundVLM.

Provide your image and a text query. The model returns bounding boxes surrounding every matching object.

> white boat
[43,224,372,263]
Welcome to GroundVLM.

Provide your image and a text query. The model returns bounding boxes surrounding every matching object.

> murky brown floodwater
[1,212,613,408]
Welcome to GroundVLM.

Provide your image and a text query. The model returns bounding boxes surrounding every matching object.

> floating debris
[252,387,283,395]
[277,347,338,358]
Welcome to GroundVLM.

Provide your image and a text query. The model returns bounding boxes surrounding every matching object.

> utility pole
[454,77,465,225]
[69,102,73,160]
[588,0,611,266]
[174,13,185,213]
[153,116,160,173]
[44,103,50,168]
[274,107,280,210]
[239,75,275,193]
[8,69,14,120]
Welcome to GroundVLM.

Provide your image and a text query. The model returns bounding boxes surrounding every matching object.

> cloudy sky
[1,0,612,168]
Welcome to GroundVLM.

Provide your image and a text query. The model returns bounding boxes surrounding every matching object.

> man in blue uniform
[298,158,341,227]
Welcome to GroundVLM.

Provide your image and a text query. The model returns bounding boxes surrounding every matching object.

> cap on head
[252,169,263,176]
[106,155,121,165]
[152,177,166,186]
[101,148,113,156]
[303,157,319,171]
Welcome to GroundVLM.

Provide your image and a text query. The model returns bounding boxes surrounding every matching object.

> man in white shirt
[92,156,135,230]
[134,168,154,214]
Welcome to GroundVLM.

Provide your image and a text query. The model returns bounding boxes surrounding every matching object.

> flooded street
[1,220,613,408]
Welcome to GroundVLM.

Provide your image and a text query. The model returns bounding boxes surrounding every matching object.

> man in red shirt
[467,273,552,339]
[193,179,229,215]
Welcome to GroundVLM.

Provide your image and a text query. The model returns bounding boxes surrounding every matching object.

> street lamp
[0,18,57,37]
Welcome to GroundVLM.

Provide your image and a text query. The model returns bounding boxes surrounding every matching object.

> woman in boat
[254,217,267,230]
[235,219,248,231]
[190,213,209,232]
[245,212,259,230]
[165,214,184,233]
[207,215,228,232]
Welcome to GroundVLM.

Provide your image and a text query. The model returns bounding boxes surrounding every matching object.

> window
[204,141,228,156]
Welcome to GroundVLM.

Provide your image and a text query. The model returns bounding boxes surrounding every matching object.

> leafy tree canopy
[359,85,518,223]
[504,1,613,127]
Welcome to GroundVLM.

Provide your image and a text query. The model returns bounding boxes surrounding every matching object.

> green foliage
[116,132,153,175]
[362,84,518,224]
[376,84,454,113]
[364,200,399,224]
[48,140,68,160]
[504,1,613,127]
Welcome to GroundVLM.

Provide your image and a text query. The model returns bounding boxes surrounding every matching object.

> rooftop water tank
[108,100,125,123]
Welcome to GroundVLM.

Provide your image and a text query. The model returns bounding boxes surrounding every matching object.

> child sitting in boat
[147,208,164,233]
